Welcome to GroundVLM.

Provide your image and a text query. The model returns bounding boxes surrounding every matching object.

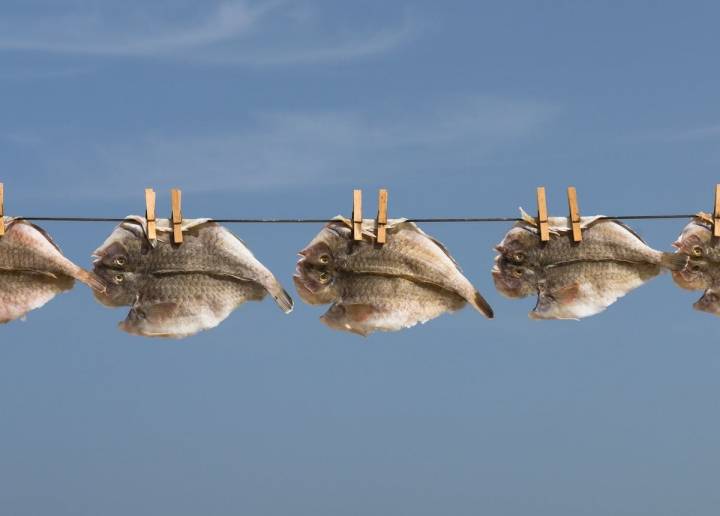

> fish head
[297,240,337,271]
[671,257,714,291]
[491,256,537,298]
[92,266,145,306]
[693,288,720,317]
[673,223,712,258]
[297,223,349,269]
[494,226,537,264]
[92,223,148,270]
[293,262,338,305]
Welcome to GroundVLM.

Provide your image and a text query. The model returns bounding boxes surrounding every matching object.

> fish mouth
[491,266,527,299]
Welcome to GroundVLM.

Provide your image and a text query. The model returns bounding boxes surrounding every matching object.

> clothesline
[13,214,701,224]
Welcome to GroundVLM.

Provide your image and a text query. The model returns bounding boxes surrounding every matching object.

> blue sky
[2,1,720,515]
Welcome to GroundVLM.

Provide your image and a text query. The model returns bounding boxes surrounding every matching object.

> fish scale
[93,216,293,314]
[493,215,681,320]
[120,273,267,338]
[297,218,493,318]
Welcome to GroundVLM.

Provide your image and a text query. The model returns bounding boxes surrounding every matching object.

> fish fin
[343,304,376,322]
[660,252,688,271]
[8,219,66,254]
[607,220,649,244]
[0,267,58,278]
[472,291,494,319]
[321,304,374,337]
[140,302,180,320]
[554,282,581,304]
[270,287,294,314]
[75,269,107,292]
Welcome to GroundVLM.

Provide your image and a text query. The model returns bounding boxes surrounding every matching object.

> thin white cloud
[30,97,558,197]
[0,1,417,64]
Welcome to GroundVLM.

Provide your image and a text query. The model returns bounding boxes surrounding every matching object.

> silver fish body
[297,217,492,318]
[0,271,75,323]
[320,275,466,336]
[497,217,685,271]
[120,273,267,338]
[0,218,104,323]
[93,217,292,313]
[529,261,660,320]
[0,218,104,291]
[493,214,673,319]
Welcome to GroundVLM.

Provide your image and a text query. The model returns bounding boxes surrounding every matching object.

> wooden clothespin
[376,189,388,244]
[352,189,363,241]
[567,186,582,242]
[536,186,550,242]
[714,184,720,238]
[0,183,4,236]
[144,188,157,243]
[171,188,183,244]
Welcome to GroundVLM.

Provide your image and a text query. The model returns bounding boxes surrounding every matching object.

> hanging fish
[492,211,685,320]
[496,209,686,270]
[296,216,493,318]
[0,218,105,323]
[92,216,293,313]
[120,273,267,338]
[671,216,720,292]
[670,216,720,317]
[294,266,466,336]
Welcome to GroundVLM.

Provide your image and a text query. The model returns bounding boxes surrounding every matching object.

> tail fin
[660,252,688,272]
[472,291,494,319]
[269,285,294,314]
[75,269,107,292]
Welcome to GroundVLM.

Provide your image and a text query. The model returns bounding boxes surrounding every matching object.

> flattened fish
[321,278,466,337]
[493,211,681,319]
[120,273,266,338]
[93,216,292,313]
[0,218,105,323]
[297,216,493,318]
[496,209,686,270]
[294,266,466,336]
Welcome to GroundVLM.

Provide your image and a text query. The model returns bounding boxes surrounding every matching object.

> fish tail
[76,268,107,292]
[269,285,294,314]
[660,252,688,272]
[472,291,494,319]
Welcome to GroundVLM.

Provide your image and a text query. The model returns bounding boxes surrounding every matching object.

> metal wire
[14,214,700,224]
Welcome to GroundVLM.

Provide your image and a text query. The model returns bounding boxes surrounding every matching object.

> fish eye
[319,254,330,264]
[114,274,124,283]
[512,252,525,263]
[692,246,703,257]
[318,272,330,283]
[114,256,127,266]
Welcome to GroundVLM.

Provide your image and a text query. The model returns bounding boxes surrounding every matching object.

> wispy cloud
[0,1,418,65]
[24,96,558,197]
